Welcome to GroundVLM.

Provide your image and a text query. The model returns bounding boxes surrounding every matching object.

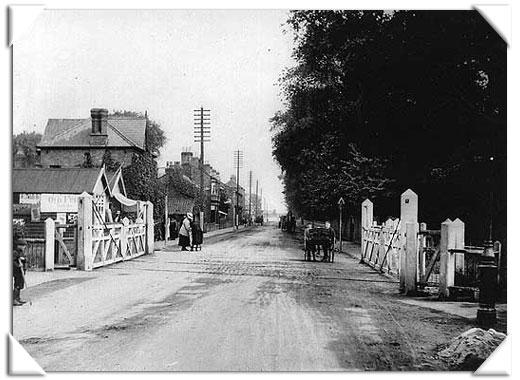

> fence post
[361,199,373,259]
[145,201,154,254]
[439,218,455,298]
[452,218,465,279]
[400,189,418,292]
[77,192,93,271]
[120,218,128,259]
[44,218,55,271]
[405,222,419,295]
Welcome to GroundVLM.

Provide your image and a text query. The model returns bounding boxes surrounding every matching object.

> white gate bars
[77,192,154,271]
[361,219,402,276]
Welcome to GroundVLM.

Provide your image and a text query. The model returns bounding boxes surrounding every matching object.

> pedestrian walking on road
[13,238,28,306]
[178,213,193,251]
[190,219,203,251]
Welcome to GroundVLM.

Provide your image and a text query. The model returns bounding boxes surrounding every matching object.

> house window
[50,165,61,168]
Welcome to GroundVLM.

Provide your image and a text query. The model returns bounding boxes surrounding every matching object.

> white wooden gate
[361,218,402,276]
[91,222,146,268]
[77,192,154,271]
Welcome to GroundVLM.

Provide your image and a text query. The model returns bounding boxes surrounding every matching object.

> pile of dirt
[437,327,506,370]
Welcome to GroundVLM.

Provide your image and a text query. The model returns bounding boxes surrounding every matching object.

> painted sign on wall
[19,193,41,204]
[40,194,79,213]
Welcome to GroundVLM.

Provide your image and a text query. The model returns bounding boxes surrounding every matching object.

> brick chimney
[90,108,108,146]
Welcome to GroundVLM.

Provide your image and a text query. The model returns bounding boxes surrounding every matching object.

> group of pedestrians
[177,212,204,251]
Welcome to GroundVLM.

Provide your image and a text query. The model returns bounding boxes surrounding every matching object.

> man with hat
[13,238,28,306]
[178,212,193,251]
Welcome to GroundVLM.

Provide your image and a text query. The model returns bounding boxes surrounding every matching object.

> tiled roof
[12,168,104,194]
[38,116,146,150]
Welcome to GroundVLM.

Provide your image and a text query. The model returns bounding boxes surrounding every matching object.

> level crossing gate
[77,192,154,271]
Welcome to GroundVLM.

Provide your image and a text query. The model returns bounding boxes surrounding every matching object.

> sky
[13,9,296,214]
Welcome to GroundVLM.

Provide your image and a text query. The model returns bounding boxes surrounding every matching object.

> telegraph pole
[233,150,243,229]
[255,179,259,219]
[260,188,263,220]
[248,170,252,225]
[194,107,210,225]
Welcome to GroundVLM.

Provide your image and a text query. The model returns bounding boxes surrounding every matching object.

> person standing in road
[13,238,28,306]
[190,218,203,251]
[178,213,193,251]
[322,221,336,262]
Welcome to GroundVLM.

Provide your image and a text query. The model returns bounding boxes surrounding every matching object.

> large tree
[13,131,42,168]
[272,10,506,243]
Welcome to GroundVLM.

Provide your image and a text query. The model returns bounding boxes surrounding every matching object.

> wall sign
[41,194,79,213]
[19,193,41,204]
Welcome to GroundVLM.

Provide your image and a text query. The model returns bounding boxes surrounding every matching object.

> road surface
[14,225,473,371]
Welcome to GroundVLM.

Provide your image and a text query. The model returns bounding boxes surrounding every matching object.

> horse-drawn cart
[304,227,335,263]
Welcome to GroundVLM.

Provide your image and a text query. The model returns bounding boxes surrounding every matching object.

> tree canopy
[13,131,42,168]
[272,10,506,243]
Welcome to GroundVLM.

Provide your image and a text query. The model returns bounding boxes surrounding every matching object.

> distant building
[225,174,246,224]
[158,163,197,223]
[37,108,147,168]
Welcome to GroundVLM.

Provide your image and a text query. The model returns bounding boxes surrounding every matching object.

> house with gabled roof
[37,108,147,168]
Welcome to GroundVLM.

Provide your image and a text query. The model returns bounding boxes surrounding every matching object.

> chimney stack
[90,108,108,146]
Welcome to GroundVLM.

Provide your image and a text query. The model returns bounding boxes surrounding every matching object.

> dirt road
[14,225,473,371]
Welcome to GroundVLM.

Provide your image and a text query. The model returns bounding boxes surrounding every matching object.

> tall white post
[439,218,456,298]
[405,222,419,295]
[146,201,154,254]
[77,192,93,271]
[452,218,465,279]
[361,199,373,258]
[44,218,55,271]
[400,189,418,291]
[120,218,128,259]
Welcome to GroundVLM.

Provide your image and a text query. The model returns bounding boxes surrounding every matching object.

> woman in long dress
[178,213,193,251]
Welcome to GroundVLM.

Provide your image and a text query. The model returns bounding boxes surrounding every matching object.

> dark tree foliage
[122,152,165,220]
[13,132,42,168]
[273,10,506,243]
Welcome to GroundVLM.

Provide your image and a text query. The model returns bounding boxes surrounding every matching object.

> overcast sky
[13,9,295,214]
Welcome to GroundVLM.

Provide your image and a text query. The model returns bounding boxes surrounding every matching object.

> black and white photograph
[5,2,512,375]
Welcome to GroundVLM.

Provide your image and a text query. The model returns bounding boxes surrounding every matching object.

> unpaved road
[14,225,474,371]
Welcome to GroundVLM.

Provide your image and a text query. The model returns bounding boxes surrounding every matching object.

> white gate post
[145,201,154,254]
[439,218,455,298]
[404,222,419,295]
[77,192,93,271]
[120,218,128,259]
[452,218,465,279]
[44,218,55,271]
[361,199,373,259]
[400,189,418,291]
